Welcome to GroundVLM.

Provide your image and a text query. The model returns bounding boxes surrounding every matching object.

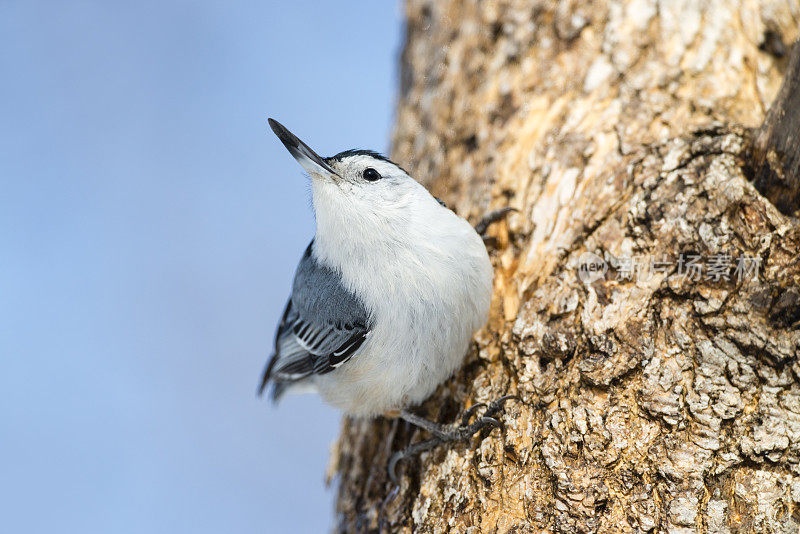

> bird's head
[268,118,441,233]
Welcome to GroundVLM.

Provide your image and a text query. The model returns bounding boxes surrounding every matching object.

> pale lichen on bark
[330,1,800,532]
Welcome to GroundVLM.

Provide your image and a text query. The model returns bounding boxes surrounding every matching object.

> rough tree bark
[329,1,800,532]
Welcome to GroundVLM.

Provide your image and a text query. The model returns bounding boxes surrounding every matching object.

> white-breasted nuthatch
[259,119,516,480]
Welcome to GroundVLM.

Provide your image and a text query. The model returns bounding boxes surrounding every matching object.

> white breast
[309,182,493,416]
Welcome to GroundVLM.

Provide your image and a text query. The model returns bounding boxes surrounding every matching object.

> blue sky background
[0,2,401,532]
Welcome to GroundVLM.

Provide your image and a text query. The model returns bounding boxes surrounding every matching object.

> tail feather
[257,354,278,397]
[271,381,291,403]
[258,352,316,403]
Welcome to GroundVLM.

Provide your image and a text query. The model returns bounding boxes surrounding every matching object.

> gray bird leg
[388,395,519,483]
[474,207,516,237]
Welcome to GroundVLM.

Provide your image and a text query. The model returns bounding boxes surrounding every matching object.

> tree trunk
[330,1,800,532]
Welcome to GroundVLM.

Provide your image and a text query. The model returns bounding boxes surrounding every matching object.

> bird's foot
[388,395,519,483]
[474,207,516,238]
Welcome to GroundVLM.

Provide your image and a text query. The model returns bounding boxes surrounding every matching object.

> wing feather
[258,241,371,400]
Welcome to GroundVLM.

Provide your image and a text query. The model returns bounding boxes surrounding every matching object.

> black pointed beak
[268,118,339,178]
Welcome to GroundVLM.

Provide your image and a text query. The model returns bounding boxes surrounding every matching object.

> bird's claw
[459,394,519,425]
[475,207,517,237]
[473,416,503,432]
[460,402,487,425]
[484,394,520,417]
[388,395,521,483]
[388,438,438,484]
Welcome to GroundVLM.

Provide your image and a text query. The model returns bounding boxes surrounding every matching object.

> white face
[309,152,439,226]
[325,153,418,202]
[267,119,442,234]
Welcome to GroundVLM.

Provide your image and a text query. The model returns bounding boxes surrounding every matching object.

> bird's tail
[257,354,278,397]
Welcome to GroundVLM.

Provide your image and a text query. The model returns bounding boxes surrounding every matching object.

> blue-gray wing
[258,241,371,400]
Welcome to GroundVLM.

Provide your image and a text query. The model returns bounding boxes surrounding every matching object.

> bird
[259,118,516,481]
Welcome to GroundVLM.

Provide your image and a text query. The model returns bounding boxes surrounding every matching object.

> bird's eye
[362,168,381,182]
